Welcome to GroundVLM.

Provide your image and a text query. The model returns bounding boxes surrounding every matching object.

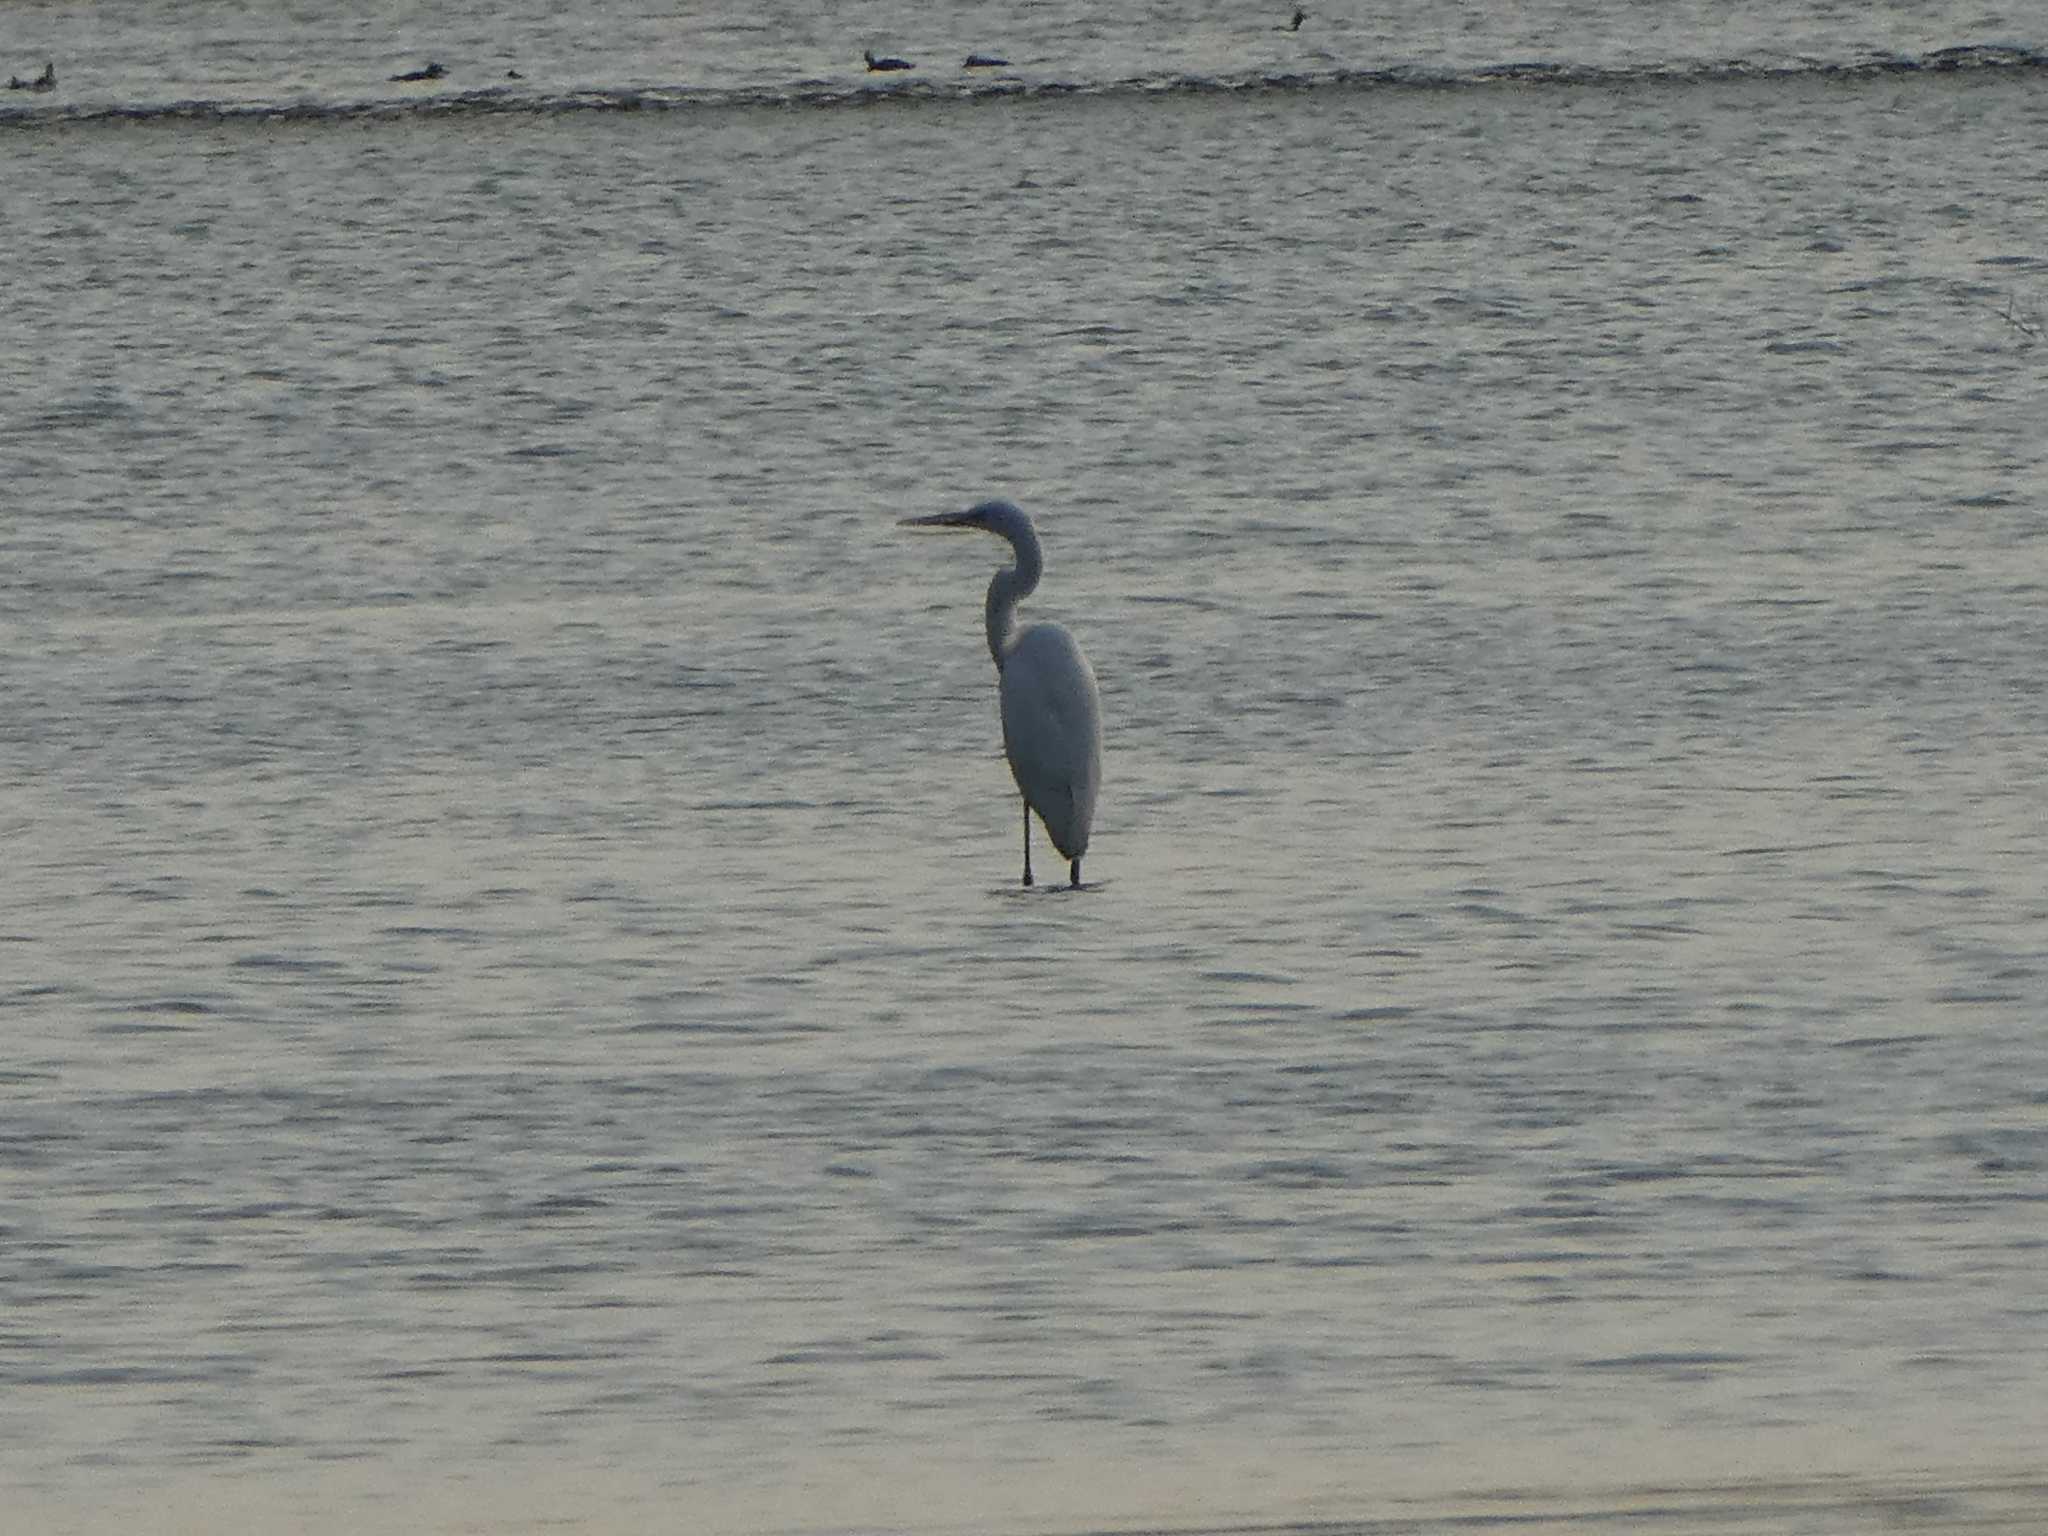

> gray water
[5,8,2048,1533]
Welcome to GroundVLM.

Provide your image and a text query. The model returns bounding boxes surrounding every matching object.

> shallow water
[4,7,2048,1532]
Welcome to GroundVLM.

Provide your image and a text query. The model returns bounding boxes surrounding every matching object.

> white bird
[902,499,1102,889]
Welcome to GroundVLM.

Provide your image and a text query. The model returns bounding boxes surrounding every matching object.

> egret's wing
[999,624,1102,860]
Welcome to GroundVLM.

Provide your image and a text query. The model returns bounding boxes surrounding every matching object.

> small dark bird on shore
[390,61,447,82]
[1284,8,1307,30]
[9,60,55,91]
[963,53,1010,69]
[864,49,913,72]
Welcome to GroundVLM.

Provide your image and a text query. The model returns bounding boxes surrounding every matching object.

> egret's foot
[1069,859,1082,888]
[1022,872,1034,888]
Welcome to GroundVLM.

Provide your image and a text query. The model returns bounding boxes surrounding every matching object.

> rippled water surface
[5,5,2048,1532]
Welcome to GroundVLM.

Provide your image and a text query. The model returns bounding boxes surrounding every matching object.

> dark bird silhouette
[963,53,1010,69]
[1284,8,1307,30]
[390,61,447,82]
[506,69,524,79]
[864,49,913,72]
[9,60,55,91]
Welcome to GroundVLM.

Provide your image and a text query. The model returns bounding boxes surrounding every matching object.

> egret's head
[899,499,1021,533]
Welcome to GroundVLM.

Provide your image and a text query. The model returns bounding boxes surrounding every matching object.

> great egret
[902,500,1102,889]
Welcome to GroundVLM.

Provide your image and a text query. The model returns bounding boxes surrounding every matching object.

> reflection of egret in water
[902,501,1103,890]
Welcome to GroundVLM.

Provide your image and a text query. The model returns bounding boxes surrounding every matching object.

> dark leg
[1021,798,1034,887]
[1069,857,1081,889]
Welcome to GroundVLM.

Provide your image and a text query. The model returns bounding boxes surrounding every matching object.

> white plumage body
[999,620,1101,863]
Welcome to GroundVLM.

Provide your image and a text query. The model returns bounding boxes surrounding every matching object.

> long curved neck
[983,515,1042,670]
